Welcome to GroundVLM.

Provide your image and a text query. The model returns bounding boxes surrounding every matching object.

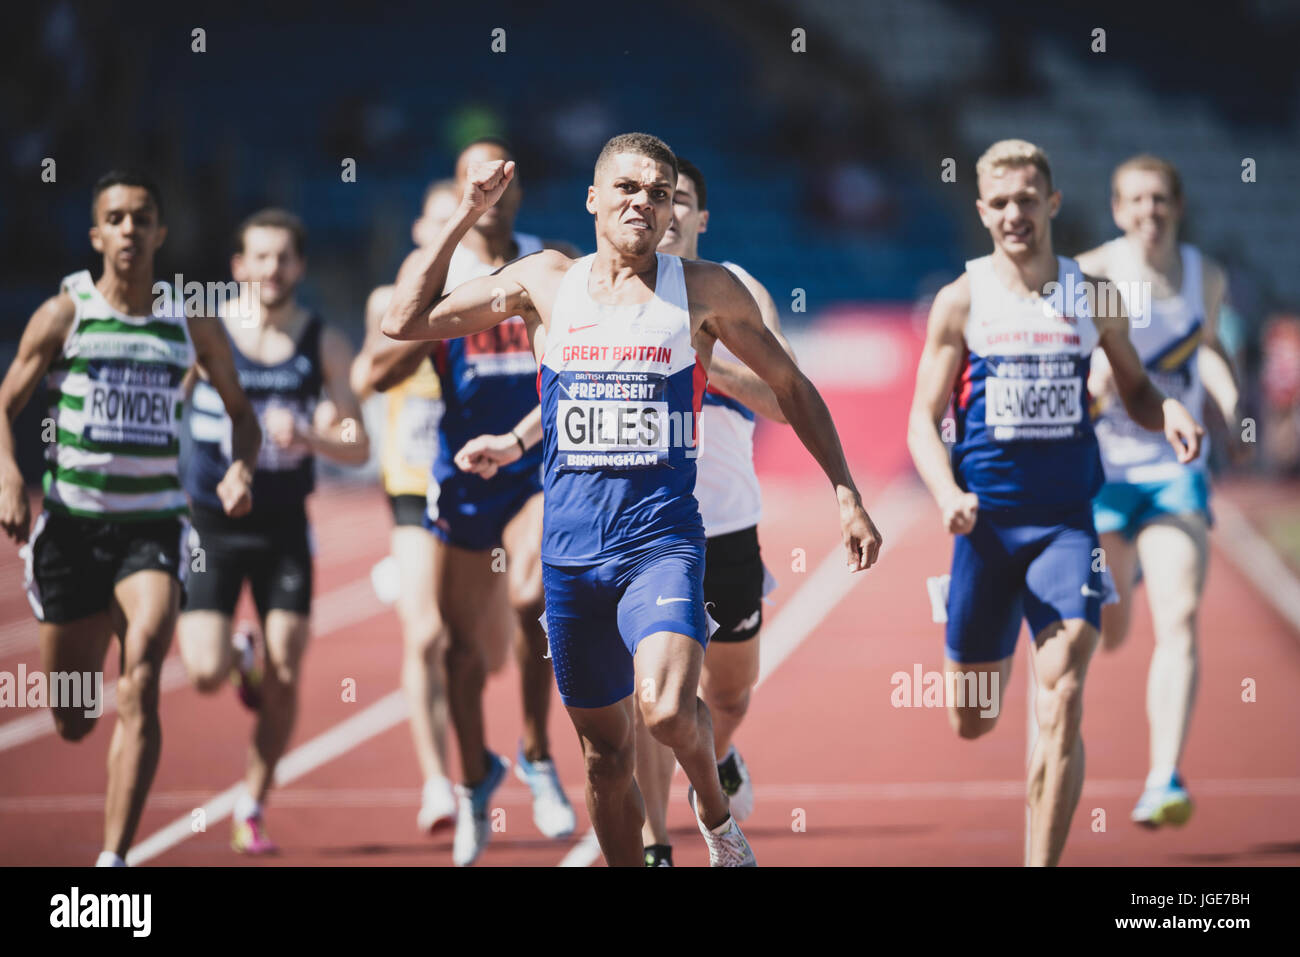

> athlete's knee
[949,704,998,740]
[1036,673,1085,744]
[582,736,635,789]
[116,659,163,722]
[186,659,230,694]
[507,569,544,622]
[404,619,449,665]
[703,682,751,724]
[642,696,697,751]
[52,709,97,742]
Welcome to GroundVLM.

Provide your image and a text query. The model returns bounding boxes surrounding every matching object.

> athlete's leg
[39,616,114,742]
[246,609,311,805]
[700,639,761,759]
[1026,618,1098,866]
[1098,531,1139,652]
[943,655,1014,739]
[435,538,503,785]
[1134,512,1208,778]
[634,632,728,829]
[500,491,550,761]
[566,697,644,866]
[393,526,450,783]
[104,570,180,858]
[177,612,235,693]
[635,705,676,849]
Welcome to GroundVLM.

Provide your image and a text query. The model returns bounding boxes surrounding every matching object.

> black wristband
[511,430,526,455]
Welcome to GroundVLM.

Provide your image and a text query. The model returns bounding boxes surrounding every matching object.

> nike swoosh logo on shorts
[1080,585,1102,598]
[656,596,689,606]
[568,322,598,334]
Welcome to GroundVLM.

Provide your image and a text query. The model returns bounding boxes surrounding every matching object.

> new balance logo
[656,596,689,606]
[732,610,760,633]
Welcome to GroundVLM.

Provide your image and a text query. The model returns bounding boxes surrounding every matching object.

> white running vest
[1093,239,1210,483]
[694,262,763,537]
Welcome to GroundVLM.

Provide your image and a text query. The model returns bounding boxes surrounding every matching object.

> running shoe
[643,844,674,867]
[231,814,278,855]
[687,786,756,867]
[1131,771,1193,828]
[417,775,456,834]
[230,628,262,712]
[452,751,508,867]
[717,746,754,822]
[515,744,576,838]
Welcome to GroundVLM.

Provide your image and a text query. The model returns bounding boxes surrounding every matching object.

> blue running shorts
[1092,470,1212,541]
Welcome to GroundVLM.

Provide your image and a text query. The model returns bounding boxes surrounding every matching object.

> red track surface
[2,471,1297,867]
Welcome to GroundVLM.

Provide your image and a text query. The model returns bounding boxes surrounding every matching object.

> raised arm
[906,277,979,535]
[697,262,881,571]
[0,295,76,542]
[188,315,260,517]
[703,265,795,424]
[1091,277,1202,462]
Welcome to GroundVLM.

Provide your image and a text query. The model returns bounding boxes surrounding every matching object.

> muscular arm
[305,326,370,465]
[906,279,971,521]
[1197,260,1240,422]
[704,265,795,424]
[187,315,261,516]
[350,285,394,400]
[697,262,881,569]
[0,295,75,542]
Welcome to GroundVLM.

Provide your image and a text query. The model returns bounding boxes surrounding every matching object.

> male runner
[906,140,1202,866]
[364,139,577,866]
[382,133,881,866]
[1076,155,1241,828]
[0,171,260,866]
[352,178,462,832]
[178,208,369,854]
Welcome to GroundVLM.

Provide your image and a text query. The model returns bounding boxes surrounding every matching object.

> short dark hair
[675,157,706,210]
[594,133,677,182]
[235,208,307,258]
[91,169,163,223]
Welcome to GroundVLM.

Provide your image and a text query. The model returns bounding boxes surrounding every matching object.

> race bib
[82,361,181,449]
[396,396,443,469]
[985,354,1084,441]
[463,318,536,378]
[556,370,670,471]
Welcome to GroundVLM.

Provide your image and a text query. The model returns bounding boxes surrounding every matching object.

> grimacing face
[232,225,305,308]
[588,152,676,257]
[90,185,167,273]
[975,164,1060,260]
[1113,168,1182,250]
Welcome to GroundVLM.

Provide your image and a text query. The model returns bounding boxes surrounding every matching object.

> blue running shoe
[1131,771,1193,828]
[515,744,576,839]
[453,751,508,866]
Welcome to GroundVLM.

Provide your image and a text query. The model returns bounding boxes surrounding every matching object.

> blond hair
[975,139,1053,191]
[1111,153,1183,202]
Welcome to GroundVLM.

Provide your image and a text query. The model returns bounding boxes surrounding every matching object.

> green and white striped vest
[43,270,193,521]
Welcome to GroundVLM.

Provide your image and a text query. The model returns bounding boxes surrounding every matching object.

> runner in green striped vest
[0,170,261,867]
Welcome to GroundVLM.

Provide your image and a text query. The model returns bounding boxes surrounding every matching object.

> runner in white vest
[0,171,259,866]
[1077,154,1241,829]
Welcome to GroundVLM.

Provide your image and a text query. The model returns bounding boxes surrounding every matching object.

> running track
[1,474,1298,867]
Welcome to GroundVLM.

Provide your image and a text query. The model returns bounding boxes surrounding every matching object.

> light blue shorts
[1092,470,1212,541]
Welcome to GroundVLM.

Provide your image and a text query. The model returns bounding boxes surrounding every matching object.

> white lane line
[1213,495,1300,640]
[557,475,933,867]
[0,576,383,753]
[127,690,408,865]
[13,776,1300,815]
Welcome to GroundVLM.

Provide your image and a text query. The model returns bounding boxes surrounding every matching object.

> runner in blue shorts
[1077,154,1243,828]
[380,133,882,866]
[363,139,580,866]
[907,140,1203,866]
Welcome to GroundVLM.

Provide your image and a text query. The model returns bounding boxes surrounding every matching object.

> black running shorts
[703,526,765,643]
[185,504,313,618]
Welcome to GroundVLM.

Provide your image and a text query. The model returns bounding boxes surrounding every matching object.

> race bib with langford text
[556,370,672,471]
[82,361,182,449]
[984,354,1085,441]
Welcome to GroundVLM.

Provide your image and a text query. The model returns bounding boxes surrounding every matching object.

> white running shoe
[451,752,507,867]
[689,788,756,867]
[717,746,754,822]
[417,776,456,833]
[515,748,577,838]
